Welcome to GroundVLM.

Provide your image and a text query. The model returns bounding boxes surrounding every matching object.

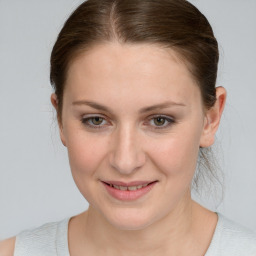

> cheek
[64,130,110,205]
[148,128,201,179]
[145,129,201,208]
[64,128,108,180]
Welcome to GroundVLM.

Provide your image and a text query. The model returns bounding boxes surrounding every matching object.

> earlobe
[200,87,227,148]
[60,132,67,147]
[50,93,67,147]
[50,93,58,111]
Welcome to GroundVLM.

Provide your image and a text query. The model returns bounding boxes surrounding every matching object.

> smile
[102,181,158,201]
[107,182,153,191]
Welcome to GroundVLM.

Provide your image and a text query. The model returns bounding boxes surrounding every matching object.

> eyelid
[147,114,174,121]
[145,114,175,129]
[81,114,110,129]
[81,114,175,130]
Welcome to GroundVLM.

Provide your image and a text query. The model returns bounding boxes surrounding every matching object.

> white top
[14,213,256,256]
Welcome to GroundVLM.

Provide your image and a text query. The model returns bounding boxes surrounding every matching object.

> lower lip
[102,182,157,201]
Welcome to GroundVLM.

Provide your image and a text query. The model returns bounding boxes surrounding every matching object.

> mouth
[102,181,157,191]
[101,180,158,201]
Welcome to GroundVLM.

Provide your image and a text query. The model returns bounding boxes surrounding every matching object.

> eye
[81,115,175,130]
[148,115,175,129]
[81,116,108,129]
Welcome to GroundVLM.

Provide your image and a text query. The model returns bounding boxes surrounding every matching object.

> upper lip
[102,180,158,187]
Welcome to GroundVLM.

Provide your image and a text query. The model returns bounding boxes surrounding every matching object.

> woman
[1,0,256,255]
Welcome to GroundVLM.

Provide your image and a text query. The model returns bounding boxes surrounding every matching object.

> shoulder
[0,237,16,256]
[15,221,60,255]
[7,218,70,256]
[220,214,256,245]
[207,213,256,256]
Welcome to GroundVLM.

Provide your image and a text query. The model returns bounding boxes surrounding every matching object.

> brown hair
[50,0,221,195]
[50,0,218,121]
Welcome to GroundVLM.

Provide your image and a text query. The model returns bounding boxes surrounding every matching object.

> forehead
[65,42,201,107]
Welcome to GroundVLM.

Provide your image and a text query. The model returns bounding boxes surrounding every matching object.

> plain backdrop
[0,0,256,239]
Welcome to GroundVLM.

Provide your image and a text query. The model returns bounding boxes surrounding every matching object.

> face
[56,42,213,230]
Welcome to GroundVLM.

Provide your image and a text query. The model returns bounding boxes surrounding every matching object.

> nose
[109,124,146,175]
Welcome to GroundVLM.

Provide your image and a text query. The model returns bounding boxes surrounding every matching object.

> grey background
[0,0,256,239]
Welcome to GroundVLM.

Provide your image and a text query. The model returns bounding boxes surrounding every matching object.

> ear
[200,87,227,148]
[50,93,67,147]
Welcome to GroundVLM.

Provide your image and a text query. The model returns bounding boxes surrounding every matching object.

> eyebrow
[72,100,186,114]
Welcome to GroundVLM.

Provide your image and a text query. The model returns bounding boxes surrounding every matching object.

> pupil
[93,117,103,125]
[154,117,165,126]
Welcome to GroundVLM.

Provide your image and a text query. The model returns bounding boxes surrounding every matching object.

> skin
[49,42,226,256]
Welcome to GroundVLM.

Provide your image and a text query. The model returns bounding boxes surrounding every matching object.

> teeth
[109,183,150,191]
[128,186,137,191]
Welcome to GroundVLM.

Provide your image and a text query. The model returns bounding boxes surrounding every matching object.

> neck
[82,192,205,256]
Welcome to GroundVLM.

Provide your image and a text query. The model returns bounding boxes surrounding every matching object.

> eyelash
[80,115,175,130]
